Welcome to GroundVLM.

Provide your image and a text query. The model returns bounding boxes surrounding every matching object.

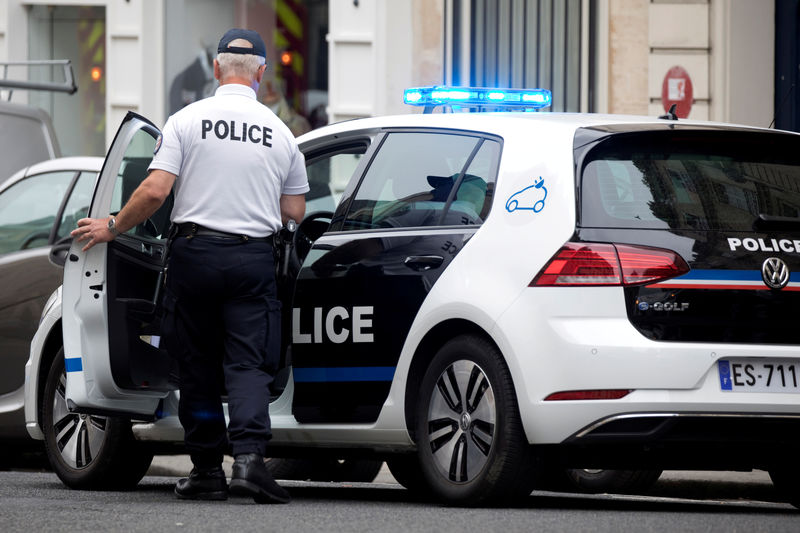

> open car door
[63,112,174,416]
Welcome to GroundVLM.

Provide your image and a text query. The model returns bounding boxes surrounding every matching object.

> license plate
[718,359,800,392]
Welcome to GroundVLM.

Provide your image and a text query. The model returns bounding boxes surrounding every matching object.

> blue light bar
[403,86,552,110]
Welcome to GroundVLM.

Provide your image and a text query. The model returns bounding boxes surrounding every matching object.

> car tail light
[544,390,632,401]
[531,242,689,287]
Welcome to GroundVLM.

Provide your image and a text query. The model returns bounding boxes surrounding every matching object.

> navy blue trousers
[162,235,280,468]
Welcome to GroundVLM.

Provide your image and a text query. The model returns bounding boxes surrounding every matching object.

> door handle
[403,255,444,271]
[141,242,154,256]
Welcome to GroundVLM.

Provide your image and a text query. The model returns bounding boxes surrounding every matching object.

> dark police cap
[217,28,266,58]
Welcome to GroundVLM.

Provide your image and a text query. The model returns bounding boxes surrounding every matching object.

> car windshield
[579,130,800,231]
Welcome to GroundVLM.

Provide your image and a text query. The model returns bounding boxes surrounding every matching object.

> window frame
[331,127,503,234]
[52,170,99,243]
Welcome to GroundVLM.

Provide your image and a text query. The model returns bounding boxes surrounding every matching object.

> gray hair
[217,38,266,79]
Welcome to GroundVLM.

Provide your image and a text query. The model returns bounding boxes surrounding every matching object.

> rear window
[579,130,800,231]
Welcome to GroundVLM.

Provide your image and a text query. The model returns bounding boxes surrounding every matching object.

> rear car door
[63,112,173,416]
[291,129,500,423]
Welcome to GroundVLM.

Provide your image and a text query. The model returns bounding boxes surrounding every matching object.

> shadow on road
[129,475,797,514]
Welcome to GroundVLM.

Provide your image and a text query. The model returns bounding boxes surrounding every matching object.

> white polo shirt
[148,83,309,237]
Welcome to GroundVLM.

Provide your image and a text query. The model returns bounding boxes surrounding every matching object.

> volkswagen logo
[761,257,790,290]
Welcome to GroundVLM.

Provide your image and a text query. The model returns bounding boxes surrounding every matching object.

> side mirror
[49,237,73,267]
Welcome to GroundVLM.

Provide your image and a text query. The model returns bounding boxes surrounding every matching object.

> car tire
[264,457,315,480]
[42,349,154,490]
[415,334,535,506]
[769,467,800,508]
[309,459,383,482]
[564,469,663,494]
[386,454,432,495]
[265,457,383,483]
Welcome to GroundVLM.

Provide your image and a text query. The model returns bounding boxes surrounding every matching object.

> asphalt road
[0,462,796,533]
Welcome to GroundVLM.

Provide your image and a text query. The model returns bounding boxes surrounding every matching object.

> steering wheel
[135,217,161,239]
[292,211,333,267]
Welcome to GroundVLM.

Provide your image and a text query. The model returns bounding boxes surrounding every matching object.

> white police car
[24,87,800,506]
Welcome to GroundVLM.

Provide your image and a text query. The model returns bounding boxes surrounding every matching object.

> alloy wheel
[426,359,496,483]
[51,369,108,469]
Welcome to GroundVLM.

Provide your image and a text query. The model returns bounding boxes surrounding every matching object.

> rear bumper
[570,411,800,443]
[543,412,800,470]
[493,287,800,446]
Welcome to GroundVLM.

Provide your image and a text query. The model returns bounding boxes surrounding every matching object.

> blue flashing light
[405,90,423,103]
[522,92,551,105]
[404,86,552,111]
[431,89,473,101]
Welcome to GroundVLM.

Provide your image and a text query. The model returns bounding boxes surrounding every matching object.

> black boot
[175,465,228,500]
[229,453,291,504]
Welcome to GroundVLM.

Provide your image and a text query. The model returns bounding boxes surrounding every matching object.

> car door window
[306,150,364,214]
[0,170,75,254]
[109,128,173,240]
[341,132,497,230]
[447,139,500,224]
[54,170,98,241]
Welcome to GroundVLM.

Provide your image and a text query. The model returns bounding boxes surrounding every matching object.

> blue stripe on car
[64,357,83,372]
[293,366,395,383]
[674,269,800,282]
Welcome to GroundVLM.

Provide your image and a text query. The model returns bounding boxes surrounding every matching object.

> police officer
[72,28,308,504]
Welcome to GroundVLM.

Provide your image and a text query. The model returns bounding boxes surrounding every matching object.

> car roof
[0,100,55,120]
[298,111,796,144]
[0,155,104,193]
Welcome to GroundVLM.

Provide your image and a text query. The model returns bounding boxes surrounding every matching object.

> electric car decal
[505,176,547,213]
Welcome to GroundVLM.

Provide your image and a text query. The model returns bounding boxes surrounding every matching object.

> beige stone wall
[412,0,444,87]
[608,0,649,115]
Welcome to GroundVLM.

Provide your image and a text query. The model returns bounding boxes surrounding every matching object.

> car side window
[341,132,496,231]
[449,139,499,224]
[0,170,75,254]
[55,171,98,241]
[305,147,365,214]
[109,128,173,240]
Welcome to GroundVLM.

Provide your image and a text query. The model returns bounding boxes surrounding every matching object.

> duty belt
[174,222,272,242]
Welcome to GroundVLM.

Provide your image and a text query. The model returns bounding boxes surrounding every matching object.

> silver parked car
[0,156,102,448]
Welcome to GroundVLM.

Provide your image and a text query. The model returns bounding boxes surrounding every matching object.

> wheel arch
[403,319,505,444]
[35,319,63,431]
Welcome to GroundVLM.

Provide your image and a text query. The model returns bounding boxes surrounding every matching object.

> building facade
[0,0,794,156]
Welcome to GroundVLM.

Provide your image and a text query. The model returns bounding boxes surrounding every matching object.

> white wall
[711,0,774,128]
[327,0,444,123]
[0,0,165,148]
[106,0,165,145]
[0,2,6,71]
[0,1,32,104]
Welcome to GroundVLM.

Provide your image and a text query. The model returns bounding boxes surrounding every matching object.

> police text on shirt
[201,119,272,147]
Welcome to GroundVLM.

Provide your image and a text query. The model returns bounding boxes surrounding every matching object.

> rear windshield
[579,130,800,231]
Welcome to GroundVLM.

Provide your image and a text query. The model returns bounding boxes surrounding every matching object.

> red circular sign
[661,66,693,118]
